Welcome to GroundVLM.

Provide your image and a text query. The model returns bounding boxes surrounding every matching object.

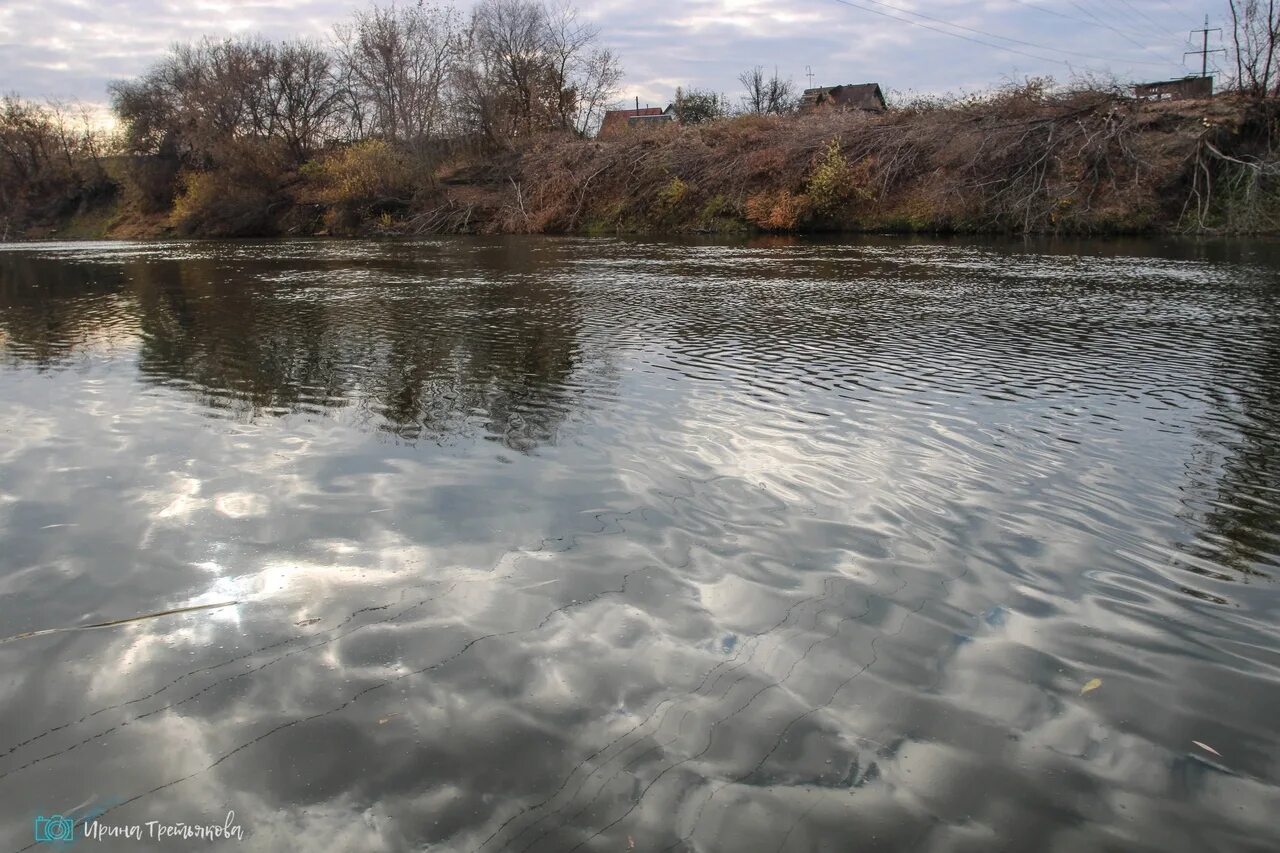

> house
[799,83,887,113]
[599,104,677,137]
[1134,76,1213,101]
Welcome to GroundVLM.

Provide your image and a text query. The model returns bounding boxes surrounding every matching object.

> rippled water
[0,236,1277,852]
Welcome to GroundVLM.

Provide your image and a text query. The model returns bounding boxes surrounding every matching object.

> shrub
[806,139,853,214]
[673,88,728,125]
[655,176,689,209]
[118,155,180,214]
[170,170,277,236]
[699,194,731,220]
[168,139,287,236]
[310,140,425,213]
[745,189,809,231]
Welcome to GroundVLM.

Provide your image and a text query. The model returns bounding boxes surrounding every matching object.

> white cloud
[0,1,1211,112]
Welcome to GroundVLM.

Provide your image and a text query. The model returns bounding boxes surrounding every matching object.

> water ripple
[0,236,1277,852]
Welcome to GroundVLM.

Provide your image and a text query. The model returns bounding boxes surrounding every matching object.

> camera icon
[33,814,75,843]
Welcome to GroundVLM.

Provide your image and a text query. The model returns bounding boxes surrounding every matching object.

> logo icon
[33,814,75,843]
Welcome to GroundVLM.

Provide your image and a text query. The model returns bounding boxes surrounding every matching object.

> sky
[0,0,1227,113]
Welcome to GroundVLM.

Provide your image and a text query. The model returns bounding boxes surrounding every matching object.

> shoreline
[12,92,1280,242]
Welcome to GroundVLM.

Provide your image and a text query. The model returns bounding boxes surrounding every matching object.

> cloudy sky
[1,0,1224,110]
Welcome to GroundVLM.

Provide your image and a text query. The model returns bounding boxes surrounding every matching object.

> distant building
[799,83,887,113]
[1134,76,1213,101]
[599,104,677,137]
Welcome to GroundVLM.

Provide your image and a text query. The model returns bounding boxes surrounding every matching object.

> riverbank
[15,87,1280,241]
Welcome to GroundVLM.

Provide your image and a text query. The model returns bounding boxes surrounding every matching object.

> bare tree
[109,76,177,156]
[0,97,57,188]
[270,41,342,160]
[542,2,622,135]
[0,96,112,224]
[470,0,549,138]
[738,65,797,115]
[570,46,622,135]
[465,0,621,141]
[111,37,338,165]
[1227,0,1280,98]
[194,38,276,140]
[333,2,464,146]
[110,40,242,163]
[108,0,617,158]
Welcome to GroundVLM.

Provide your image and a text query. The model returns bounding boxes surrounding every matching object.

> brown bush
[309,140,427,213]
[87,78,1279,237]
[169,139,289,236]
[745,189,810,231]
[745,146,789,181]
[428,91,1269,236]
[117,155,179,214]
[0,96,115,232]
[170,170,278,236]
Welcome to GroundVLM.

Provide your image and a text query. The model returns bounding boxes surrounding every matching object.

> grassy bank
[14,86,1280,241]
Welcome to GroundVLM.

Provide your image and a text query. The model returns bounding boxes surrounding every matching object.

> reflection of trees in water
[0,255,133,365]
[133,253,589,451]
[370,302,582,451]
[131,258,352,418]
[0,246,592,452]
[1183,327,1280,584]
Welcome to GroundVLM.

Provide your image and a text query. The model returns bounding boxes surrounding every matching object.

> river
[0,236,1277,852]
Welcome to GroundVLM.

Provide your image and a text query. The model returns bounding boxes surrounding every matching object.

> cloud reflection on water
[0,237,1277,851]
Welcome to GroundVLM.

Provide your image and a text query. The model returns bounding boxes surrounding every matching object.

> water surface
[0,237,1277,852]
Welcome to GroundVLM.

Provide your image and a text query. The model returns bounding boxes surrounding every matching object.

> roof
[1136,76,1211,88]
[605,107,666,119]
[599,105,677,136]
[1133,76,1213,100]
[800,83,886,112]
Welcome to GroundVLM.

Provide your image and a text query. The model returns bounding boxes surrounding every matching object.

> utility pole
[805,65,816,88]
[1186,15,1225,78]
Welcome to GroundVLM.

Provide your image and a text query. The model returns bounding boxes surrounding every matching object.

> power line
[846,0,1172,66]
[1059,0,1160,53]
[827,0,1077,67]
[1005,0,1164,48]
[828,0,1174,70]
[1112,0,1183,40]
[1149,0,1189,15]
[1004,0,1123,30]
[1083,0,1157,38]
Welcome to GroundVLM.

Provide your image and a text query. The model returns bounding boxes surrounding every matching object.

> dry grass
[14,82,1279,239]
[482,83,1270,236]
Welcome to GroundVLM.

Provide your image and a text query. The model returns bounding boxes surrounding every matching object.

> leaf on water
[1192,740,1221,757]
[1080,678,1102,695]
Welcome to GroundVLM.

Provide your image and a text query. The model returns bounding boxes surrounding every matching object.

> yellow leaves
[655,177,689,210]
[806,139,877,215]
[1080,678,1102,695]
[313,140,421,210]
